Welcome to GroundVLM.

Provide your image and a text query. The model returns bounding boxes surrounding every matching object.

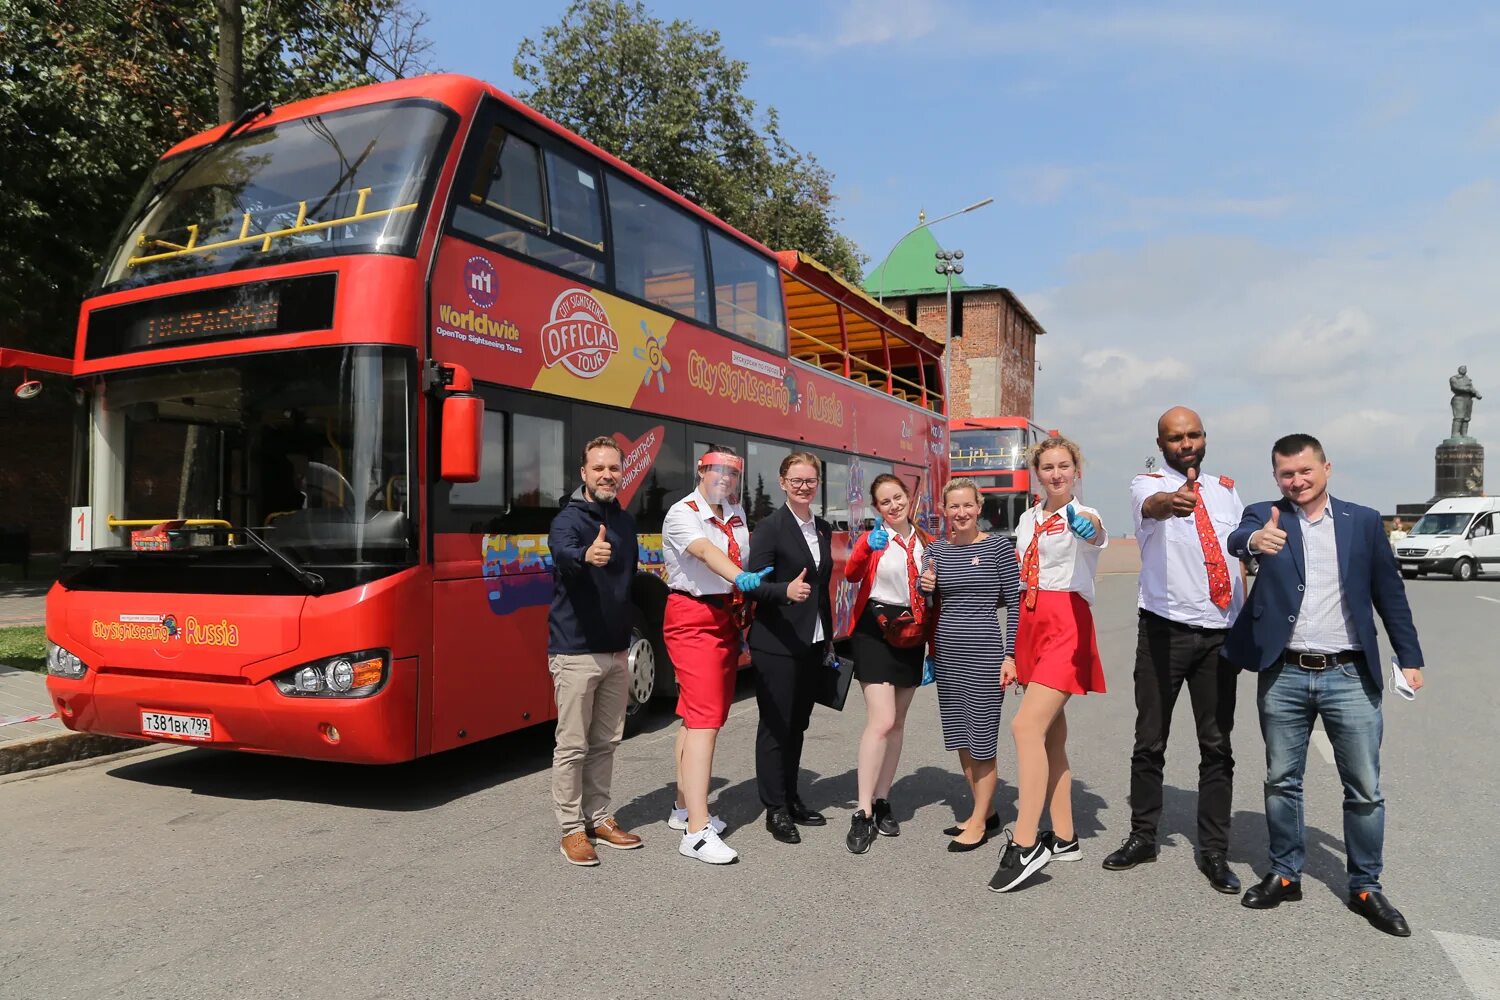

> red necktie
[1021,511,1064,610]
[708,514,747,625]
[891,531,922,625]
[1190,483,1232,610]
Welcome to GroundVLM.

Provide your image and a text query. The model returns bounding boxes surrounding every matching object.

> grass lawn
[0,625,47,673]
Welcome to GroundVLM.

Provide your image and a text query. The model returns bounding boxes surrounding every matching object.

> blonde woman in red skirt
[989,436,1107,893]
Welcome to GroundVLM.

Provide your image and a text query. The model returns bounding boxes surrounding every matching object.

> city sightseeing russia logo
[541,288,619,379]
[464,255,497,309]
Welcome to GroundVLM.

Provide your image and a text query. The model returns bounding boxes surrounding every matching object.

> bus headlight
[46,641,88,679]
[272,650,388,698]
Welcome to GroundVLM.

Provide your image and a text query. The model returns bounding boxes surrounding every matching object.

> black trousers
[753,643,825,809]
[1129,610,1238,853]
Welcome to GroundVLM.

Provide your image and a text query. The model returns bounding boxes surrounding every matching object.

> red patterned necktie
[1021,510,1064,610]
[1190,482,1232,610]
[891,530,922,625]
[708,513,747,625]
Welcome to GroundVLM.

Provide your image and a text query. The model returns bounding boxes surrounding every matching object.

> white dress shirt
[788,504,825,642]
[1014,500,1109,606]
[662,489,749,596]
[870,526,924,607]
[1287,500,1361,654]
[1132,467,1246,628]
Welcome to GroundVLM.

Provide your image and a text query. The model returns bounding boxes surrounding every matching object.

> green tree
[514,0,864,282]
[0,0,432,354]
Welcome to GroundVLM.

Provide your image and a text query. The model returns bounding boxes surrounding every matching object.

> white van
[1393,497,1500,581]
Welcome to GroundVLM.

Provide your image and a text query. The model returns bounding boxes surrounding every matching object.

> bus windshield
[1410,512,1473,536]
[952,428,1026,471]
[98,101,450,290]
[76,346,414,577]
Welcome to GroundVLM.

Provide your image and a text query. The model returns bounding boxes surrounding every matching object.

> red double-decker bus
[22,75,947,762]
[949,416,1056,535]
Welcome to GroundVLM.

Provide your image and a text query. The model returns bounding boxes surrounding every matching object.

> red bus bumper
[46,657,420,764]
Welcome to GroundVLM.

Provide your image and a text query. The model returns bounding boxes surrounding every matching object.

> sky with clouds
[429,1,1500,529]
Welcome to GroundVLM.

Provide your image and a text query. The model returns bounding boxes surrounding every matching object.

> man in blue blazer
[1223,434,1425,937]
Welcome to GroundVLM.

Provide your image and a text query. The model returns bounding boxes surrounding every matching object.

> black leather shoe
[1101,833,1157,871]
[1241,872,1303,909]
[766,807,801,844]
[872,798,900,837]
[1197,851,1241,894]
[1348,890,1411,937]
[947,831,990,852]
[943,814,1000,837]
[847,810,876,855]
[787,797,827,826]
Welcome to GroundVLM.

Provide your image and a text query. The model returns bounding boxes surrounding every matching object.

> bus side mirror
[441,394,482,483]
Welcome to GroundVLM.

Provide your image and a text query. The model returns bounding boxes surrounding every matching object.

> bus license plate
[140,711,213,741]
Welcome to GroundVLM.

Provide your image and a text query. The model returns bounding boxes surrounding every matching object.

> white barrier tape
[0,712,60,727]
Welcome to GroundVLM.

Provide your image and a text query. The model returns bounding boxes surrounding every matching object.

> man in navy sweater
[548,436,643,866]
[1224,434,1424,936]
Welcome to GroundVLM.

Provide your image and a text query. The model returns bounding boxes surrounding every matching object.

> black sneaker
[846,810,876,855]
[1041,830,1081,862]
[988,831,1052,893]
[872,798,900,837]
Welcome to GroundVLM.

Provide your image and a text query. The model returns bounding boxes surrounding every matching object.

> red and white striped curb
[1,711,60,727]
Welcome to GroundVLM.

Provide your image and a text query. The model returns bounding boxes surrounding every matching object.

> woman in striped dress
[918,478,1020,851]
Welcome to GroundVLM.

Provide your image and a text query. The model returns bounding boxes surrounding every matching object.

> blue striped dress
[927,534,1021,761]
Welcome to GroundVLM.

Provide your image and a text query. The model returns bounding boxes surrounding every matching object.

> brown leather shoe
[560,830,600,866]
[586,817,643,850]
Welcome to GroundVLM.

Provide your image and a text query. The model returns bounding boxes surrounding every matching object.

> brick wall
[901,290,1039,421]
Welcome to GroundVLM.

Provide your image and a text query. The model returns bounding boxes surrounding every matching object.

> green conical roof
[862,225,971,299]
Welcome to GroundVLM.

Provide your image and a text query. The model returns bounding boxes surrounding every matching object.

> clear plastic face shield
[697,452,743,505]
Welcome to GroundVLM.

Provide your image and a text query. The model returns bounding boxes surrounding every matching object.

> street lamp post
[873,197,993,305]
[935,249,964,418]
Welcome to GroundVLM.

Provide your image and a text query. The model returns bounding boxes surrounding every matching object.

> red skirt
[663,592,741,728]
[1015,589,1106,695]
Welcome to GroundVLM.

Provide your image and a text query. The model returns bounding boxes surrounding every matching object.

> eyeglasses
[784,478,820,489]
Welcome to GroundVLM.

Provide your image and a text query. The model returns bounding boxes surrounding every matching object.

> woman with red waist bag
[842,473,933,855]
[660,445,770,865]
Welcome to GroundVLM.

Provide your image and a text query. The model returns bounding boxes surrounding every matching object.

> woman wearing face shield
[660,445,765,865]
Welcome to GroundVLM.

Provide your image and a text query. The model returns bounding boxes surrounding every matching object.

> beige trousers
[550,650,631,834]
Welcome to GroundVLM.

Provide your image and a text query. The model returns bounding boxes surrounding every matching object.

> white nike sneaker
[668,807,726,834]
[679,824,738,864]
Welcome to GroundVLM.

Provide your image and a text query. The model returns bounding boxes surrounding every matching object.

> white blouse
[1013,501,1108,606]
[869,528,924,606]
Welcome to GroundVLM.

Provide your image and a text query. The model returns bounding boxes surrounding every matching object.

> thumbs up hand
[1066,503,1097,541]
[868,518,890,551]
[1169,466,1201,518]
[585,523,612,566]
[1251,506,1288,556]
[919,562,937,594]
[786,568,812,603]
[734,565,775,593]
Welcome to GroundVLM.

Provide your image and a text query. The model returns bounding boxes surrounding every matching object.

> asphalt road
[2,574,1497,1000]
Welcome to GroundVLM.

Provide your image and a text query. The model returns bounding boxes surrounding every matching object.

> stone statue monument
[1434,365,1484,499]
[1449,365,1482,441]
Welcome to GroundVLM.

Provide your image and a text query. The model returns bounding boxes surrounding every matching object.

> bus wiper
[119,102,274,250]
[170,522,325,595]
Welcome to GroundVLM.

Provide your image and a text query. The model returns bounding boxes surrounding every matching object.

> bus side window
[509,414,566,532]
[449,409,506,509]
[469,129,545,227]
[608,174,709,324]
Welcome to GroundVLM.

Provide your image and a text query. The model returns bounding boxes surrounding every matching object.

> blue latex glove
[867,518,890,551]
[920,655,936,686]
[735,566,775,592]
[1066,503,1097,541]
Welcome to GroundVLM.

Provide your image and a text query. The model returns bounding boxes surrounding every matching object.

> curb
[0,730,147,776]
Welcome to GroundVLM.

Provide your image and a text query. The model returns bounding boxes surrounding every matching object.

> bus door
[430,389,568,751]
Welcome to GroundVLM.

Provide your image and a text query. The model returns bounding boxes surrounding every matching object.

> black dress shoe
[943,814,1000,837]
[872,798,900,837]
[1348,890,1411,937]
[947,832,990,852]
[1101,833,1158,871]
[787,797,827,826]
[1197,851,1241,894]
[846,810,876,855]
[1241,871,1303,909]
[766,807,801,844]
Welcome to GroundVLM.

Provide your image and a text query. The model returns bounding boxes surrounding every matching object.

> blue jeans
[1257,661,1385,893]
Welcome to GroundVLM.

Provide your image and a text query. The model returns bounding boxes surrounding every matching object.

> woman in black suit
[745,452,835,845]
